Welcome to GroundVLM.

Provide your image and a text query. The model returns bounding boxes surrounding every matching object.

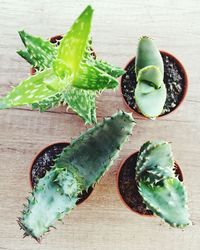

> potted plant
[117,140,191,227]
[18,111,136,241]
[30,142,93,205]
[0,5,125,124]
[121,36,188,119]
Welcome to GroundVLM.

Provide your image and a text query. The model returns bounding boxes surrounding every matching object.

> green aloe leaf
[72,62,118,90]
[18,30,57,70]
[53,5,93,79]
[139,178,191,228]
[63,86,96,124]
[94,60,125,78]
[0,69,64,109]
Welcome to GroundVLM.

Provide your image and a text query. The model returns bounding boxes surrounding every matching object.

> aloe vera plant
[135,37,167,119]
[0,6,124,124]
[136,140,190,227]
[18,111,135,241]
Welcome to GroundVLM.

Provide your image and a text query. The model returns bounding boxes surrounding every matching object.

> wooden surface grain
[0,0,200,249]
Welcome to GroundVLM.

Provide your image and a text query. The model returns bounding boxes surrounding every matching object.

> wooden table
[0,0,199,249]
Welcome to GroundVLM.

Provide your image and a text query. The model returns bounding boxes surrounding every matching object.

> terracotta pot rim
[120,50,188,119]
[116,150,183,217]
[29,141,93,206]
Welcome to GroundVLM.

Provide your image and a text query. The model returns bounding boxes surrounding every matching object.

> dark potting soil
[118,152,183,215]
[31,143,93,205]
[118,153,153,215]
[121,52,186,115]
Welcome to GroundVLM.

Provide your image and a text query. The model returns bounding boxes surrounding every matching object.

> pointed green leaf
[17,50,35,66]
[32,93,62,112]
[63,86,96,124]
[0,69,63,108]
[72,62,118,90]
[18,30,57,70]
[94,60,125,78]
[139,178,191,228]
[54,5,93,78]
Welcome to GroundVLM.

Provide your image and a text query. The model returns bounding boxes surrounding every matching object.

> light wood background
[0,0,200,249]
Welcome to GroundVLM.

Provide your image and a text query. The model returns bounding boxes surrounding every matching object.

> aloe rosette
[135,37,166,119]
[0,6,125,124]
[136,140,191,227]
[18,111,136,241]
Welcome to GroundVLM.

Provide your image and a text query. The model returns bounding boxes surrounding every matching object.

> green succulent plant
[18,111,136,241]
[135,37,167,119]
[136,140,190,228]
[0,5,125,124]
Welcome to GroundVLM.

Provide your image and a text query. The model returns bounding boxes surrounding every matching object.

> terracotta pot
[116,151,183,216]
[120,50,188,119]
[29,142,93,206]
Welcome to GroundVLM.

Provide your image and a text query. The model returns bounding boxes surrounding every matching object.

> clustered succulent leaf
[18,111,135,241]
[0,5,125,124]
[136,140,190,228]
[135,37,167,119]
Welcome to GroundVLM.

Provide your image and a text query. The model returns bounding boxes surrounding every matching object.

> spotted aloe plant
[135,37,166,119]
[136,140,191,227]
[0,5,124,124]
[18,111,135,241]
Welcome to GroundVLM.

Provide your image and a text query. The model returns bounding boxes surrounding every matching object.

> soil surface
[118,152,183,215]
[31,142,93,205]
[121,52,186,115]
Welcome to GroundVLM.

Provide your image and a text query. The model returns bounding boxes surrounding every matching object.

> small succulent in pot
[118,140,191,228]
[121,36,187,119]
[135,37,166,119]
[0,5,125,124]
[18,111,136,241]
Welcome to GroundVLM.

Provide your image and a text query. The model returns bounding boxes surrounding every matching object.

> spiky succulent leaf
[94,60,125,78]
[139,178,190,228]
[55,111,135,189]
[53,5,93,79]
[136,140,174,183]
[32,93,62,112]
[72,62,119,90]
[136,141,190,228]
[19,165,84,240]
[0,69,64,109]
[18,30,57,70]
[63,87,97,124]
[134,36,166,119]
[17,50,36,66]
[19,111,135,240]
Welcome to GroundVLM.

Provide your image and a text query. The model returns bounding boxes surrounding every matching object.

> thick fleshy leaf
[54,5,93,78]
[94,60,125,78]
[139,178,191,228]
[18,30,57,70]
[63,86,96,124]
[17,50,35,66]
[136,141,174,182]
[137,65,163,89]
[0,69,63,109]
[32,93,62,112]
[72,62,118,90]
[135,80,166,118]
[135,36,164,75]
